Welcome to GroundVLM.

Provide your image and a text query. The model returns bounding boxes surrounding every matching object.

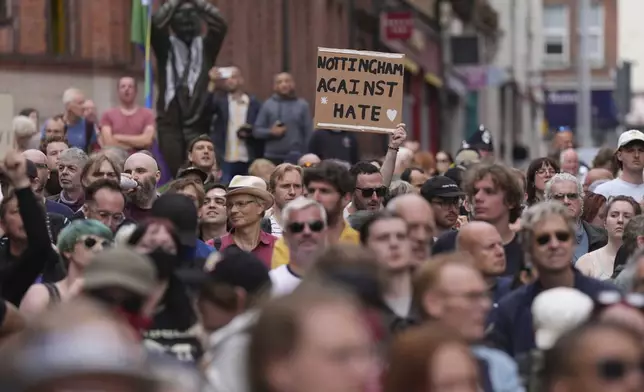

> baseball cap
[617,129,644,149]
[25,159,37,180]
[532,287,594,350]
[151,193,198,247]
[177,166,209,183]
[178,247,271,295]
[83,247,157,297]
[420,176,465,200]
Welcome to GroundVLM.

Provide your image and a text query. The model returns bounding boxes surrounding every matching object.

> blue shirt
[573,223,589,265]
[487,269,617,358]
[63,119,95,150]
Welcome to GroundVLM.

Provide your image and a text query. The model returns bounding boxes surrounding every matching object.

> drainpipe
[348,0,356,48]
[282,0,290,72]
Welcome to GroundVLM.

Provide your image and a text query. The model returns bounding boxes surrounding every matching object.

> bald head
[456,221,506,277]
[583,168,613,192]
[274,72,295,96]
[125,152,159,173]
[387,194,435,264]
[22,149,47,164]
[298,153,320,167]
[560,148,580,175]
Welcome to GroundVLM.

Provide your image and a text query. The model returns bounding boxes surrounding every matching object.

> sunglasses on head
[596,357,644,382]
[356,186,387,198]
[82,237,111,249]
[535,230,571,246]
[287,220,325,234]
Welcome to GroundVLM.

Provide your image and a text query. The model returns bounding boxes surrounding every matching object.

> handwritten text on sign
[314,48,405,133]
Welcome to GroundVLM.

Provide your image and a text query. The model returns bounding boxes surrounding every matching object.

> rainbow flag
[130,0,172,185]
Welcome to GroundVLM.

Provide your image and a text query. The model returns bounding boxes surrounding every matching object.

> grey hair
[519,201,577,267]
[559,148,577,163]
[621,215,644,259]
[385,180,414,205]
[58,147,89,167]
[282,196,327,228]
[12,115,37,138]
[544,172,584,200]
[62,88,82,105]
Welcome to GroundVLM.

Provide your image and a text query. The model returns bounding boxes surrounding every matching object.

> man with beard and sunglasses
[344,162,387,219]
[123,151,161,222]
[272,160,360,269]
[488,201,616,359]
[542,322,644,392]
[270,197,327,296]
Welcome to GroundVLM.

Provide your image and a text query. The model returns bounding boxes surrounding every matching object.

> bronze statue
[151,0,227,176]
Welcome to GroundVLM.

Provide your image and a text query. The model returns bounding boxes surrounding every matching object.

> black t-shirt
[143,278,202,363]
[432,230,524,276]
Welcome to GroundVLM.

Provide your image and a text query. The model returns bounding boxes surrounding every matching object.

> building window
[0,0,11,25]
[588,3,604,67]
[542,4,569,69]
[49,0,67,55]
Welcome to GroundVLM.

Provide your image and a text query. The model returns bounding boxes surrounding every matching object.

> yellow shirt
[271,223,360,269]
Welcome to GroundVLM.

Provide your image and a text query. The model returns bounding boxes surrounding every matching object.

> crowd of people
[2,67,644,392]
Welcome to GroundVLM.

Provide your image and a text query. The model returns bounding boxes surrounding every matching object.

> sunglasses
[287,220,325,234]
[535,230,571,246]
[81,237,111,249]
[552,193,580,201]
[356,186,387,198]
[301,162,317,168]
[597,357,644,382]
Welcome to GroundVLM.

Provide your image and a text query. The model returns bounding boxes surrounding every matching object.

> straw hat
[226,175,274,209]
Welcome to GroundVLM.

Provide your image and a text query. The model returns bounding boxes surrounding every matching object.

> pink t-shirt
[100,107,155,137]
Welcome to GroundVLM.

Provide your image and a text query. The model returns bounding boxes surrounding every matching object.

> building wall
[542,0,617,88]
[618,0,644,92]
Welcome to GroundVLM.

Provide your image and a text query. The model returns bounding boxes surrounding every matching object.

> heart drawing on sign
[386,109,397,122]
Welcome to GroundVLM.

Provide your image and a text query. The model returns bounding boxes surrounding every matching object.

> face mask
[148,247,177,281]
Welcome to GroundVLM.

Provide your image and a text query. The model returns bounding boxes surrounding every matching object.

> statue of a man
[151,0,227,176]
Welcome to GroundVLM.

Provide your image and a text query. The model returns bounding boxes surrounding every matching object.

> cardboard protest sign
[314,47,405,133]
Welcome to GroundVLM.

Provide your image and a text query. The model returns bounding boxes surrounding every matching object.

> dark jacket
[210,93,263,166]
[487,269,617,359]
[582,221,607,253]
[0,188,65,306]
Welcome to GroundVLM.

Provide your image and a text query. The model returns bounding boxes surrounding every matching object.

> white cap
[532,287,594,350]
[617,130,644,149]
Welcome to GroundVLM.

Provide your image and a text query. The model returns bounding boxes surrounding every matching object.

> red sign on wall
[381,12,414,41]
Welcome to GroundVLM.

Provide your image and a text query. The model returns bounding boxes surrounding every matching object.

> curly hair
[462,163,524,223]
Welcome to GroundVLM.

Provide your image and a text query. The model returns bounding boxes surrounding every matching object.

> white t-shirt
[269,265,301,297]
[594,178,644,201]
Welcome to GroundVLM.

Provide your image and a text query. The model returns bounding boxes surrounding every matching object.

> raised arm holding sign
[314,47,405,133]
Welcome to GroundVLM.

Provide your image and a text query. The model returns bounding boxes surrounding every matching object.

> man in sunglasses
[545,172,607,265]
[345,162,387,218]
[488,201,616,359]
[270,197,327,296]
[543,322,644,392]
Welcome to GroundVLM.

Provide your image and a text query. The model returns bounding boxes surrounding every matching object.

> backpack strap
[44,283,61,305]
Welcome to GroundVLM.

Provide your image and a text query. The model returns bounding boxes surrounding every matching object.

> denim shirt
[573,222,589,265]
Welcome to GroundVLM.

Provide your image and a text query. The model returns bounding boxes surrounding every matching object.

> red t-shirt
[100,107,155,150]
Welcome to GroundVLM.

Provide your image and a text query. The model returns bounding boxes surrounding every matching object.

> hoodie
[253,94,313,160]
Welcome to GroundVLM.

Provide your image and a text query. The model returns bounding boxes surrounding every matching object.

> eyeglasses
[80,236,111,249]
[356,186,387,198]
[596,357,644,382]
[535,230,572,246]
[596,291,644,310]
[552,193,580,201]
[287,220,325,234]
[301,162,317,168]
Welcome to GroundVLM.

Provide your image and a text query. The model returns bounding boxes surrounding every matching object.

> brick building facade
[0,0,379,128]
